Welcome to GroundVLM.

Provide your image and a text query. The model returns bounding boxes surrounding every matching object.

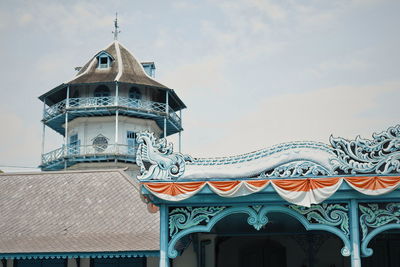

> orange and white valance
[142,176,400,207]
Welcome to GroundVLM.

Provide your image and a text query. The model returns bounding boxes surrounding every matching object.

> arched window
[72,90,80,98]
[94,85,110,97]
[129,87,141,99]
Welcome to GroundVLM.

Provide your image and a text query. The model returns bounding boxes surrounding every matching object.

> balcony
[43,96,182,136]
[40,143,138,170]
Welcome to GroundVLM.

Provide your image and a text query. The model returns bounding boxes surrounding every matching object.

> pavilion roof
[68,41,167,88]
[0,169,159,256]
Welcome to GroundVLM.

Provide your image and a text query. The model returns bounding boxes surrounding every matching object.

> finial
[112,12,120,41]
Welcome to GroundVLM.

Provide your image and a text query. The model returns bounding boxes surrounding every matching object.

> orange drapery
[144,181,205,196]
[345,176,400,190]
[272,177,340,192]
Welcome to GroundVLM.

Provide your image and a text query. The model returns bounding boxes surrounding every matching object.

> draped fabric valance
[142,176,400,207]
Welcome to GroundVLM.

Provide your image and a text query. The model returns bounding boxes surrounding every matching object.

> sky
[0,0,399,172]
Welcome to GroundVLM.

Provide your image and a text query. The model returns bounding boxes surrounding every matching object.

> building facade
[39,40,185,172]
[137,126,400,267]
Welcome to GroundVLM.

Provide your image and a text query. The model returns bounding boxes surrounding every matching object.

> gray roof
[0,169,159,254]
[69,41,167,88]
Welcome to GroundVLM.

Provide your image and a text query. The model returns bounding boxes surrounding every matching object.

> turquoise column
[160,204,170,267]
[350,199,361,267]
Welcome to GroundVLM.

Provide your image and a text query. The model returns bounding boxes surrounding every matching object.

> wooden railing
[43,96,181,126]
[41,143,138,165]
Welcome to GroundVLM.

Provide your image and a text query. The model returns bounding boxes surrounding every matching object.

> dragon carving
[136,132,192,180]
[136,125,400,180]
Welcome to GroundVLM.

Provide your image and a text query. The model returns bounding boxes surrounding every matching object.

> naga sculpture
[136,125,400,180]
[136,132,192,180]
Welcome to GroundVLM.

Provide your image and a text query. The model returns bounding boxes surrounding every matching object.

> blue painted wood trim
[361,223,400,257]
[0,251,159,260]
[159,204,170,267]
[167,205,351,259]
[349,199,361,267]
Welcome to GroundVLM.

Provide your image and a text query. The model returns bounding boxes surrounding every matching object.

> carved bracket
[289,203,350,238]
[359,203,400,257]
[167,205,351,258]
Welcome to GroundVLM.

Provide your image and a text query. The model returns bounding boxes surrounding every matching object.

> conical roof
[69,41,167,88]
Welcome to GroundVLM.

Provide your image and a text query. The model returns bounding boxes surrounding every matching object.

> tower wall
[65,116,162,148]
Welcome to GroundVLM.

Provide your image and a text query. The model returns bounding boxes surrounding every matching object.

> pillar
[41,98,46,164]
[64,86,70,170]
[159,204,170,267]
[164,90,169,138]
[350,199,361,267]
[115,82,119,155]
[179,110,182,153]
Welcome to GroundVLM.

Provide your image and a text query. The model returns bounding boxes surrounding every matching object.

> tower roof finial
[112,12,120,41]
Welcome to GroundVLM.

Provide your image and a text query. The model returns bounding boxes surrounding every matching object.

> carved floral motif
[330,125,400,175]
[289,203,350,237]
[169,207,226,238]
[259,161,332,178]
[359,203,400,241]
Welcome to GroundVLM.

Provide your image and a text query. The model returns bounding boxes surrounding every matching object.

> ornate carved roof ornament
[330,125,400,175]
[136,132,193,180]
[136,125,400,181]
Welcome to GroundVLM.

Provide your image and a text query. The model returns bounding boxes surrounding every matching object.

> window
[99,56,109,68]
[96,51,114,69]
[127,131,137,155]
[92,134,109,152]
[72,90,80,98]
[15,259,67,267]
[129,87,141,100]
[91,258,145,267]
[94,85,110,97]
[69,134,80,155]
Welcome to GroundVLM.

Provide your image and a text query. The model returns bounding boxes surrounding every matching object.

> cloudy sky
[0,0,399,171]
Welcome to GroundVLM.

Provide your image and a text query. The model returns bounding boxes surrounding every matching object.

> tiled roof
[69,41,167,88]
[0,170,159,254]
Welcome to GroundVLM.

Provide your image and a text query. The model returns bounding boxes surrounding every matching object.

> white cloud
[182,82,400,157]
[0,109,42,166]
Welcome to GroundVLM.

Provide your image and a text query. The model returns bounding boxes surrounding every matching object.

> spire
[112,12,120,41]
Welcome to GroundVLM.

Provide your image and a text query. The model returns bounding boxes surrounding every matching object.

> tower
[39,33,185,172]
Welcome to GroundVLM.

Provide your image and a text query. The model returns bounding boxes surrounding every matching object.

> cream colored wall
[172,233,216,267]
[172,242,197,267]
[80,258,90,267]
[67,259,78,267]
[66,116,162,148]
[146,257,159,267]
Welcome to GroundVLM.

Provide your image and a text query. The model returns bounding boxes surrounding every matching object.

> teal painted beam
[0,251,159,260]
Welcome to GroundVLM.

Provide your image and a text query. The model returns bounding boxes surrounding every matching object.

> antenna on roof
[112,12,120,41]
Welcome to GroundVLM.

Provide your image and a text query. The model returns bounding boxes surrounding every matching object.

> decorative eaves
[136,125,400,181]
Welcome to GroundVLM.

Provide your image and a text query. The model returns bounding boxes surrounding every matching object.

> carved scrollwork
[330,125,400,175]
[169,206,226,238]
[136,132,192,180]
[359,203,400,241]
[259,161,332,178]
[289,203,350,238]
[167,205,351,258]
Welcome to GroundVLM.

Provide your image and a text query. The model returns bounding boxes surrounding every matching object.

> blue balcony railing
[41,143,137,166]
[43,96,181,127]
